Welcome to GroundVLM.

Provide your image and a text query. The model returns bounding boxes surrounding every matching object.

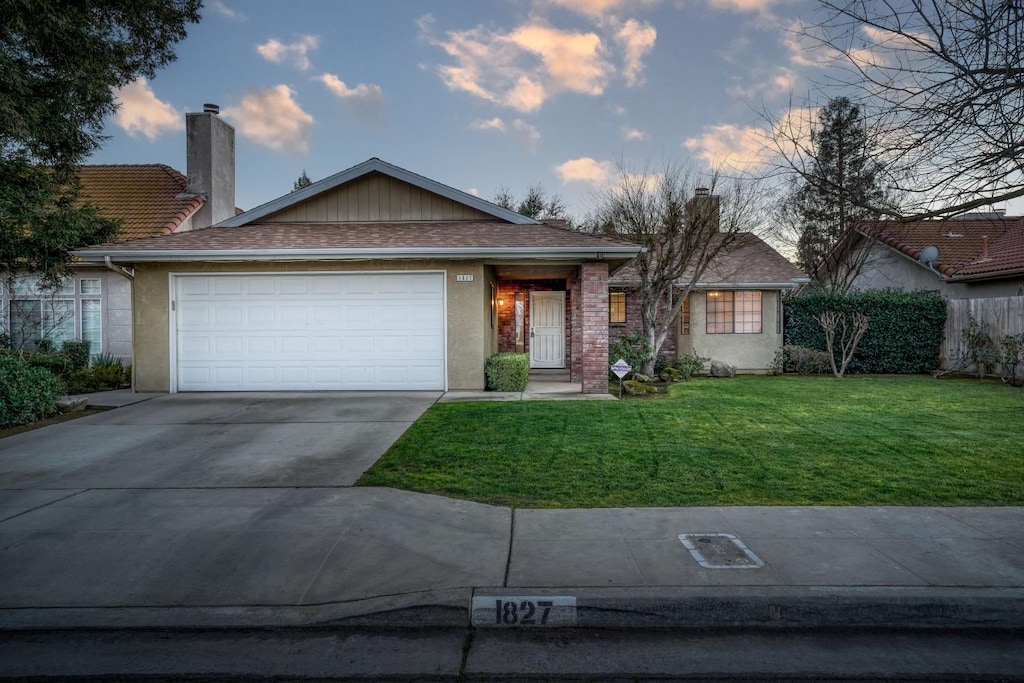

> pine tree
[293,170,312,191]
[789,97,888,273]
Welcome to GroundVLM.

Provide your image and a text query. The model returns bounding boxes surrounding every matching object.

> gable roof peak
[217,157,541,227]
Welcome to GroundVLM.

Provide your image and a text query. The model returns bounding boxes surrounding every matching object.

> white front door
[529,291,565,368]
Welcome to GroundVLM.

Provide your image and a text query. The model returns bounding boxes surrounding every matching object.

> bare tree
[493,184,570,222]
[818,310,869,377]
[776,0,1024,220]
[590,163,758,375]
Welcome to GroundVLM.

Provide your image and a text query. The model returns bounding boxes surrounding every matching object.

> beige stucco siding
[677,289,784,373]
[263,173,493,223]
[131,260,491,392]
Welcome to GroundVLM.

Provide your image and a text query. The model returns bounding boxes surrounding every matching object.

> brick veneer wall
[609,286,679,363]
[570,277,582,382]
[580,262,609,393]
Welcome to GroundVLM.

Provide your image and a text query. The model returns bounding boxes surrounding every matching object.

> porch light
[498,298,505,306]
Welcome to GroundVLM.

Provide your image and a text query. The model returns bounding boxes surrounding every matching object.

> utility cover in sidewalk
[679,532,764,569]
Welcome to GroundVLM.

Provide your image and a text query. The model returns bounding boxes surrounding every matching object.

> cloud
[471,117,507,132]
[422,18,614,112]
[726,66,797,99]
[622,126,648,141]
[683,124,770,169]
[208,0,245,20]
[112,78,183,141]
[554,157,616,185]
[470,117,541,151]
[257,35,319,71]
[541,0,660,20]
[612,105,628,117]
[319,73,384,122]
[615,19,656,86]
[706,0,788,13]
[466,187,480,196]
[221,85,314,154]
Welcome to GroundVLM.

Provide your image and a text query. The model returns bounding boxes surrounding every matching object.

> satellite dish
[920,245,940,265]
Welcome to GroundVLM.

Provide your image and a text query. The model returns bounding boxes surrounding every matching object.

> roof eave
[947,266,1024,282]
[72,246,643,263]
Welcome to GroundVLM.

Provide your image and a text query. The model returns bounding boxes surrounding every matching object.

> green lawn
[357,376,1024,508]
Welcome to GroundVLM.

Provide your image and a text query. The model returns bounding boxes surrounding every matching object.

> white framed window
[5,276,102,352]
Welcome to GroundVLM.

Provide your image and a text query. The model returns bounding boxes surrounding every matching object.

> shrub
[767,347,786,376]
[13,350,72,378]
[608,331,653,378]
[782,345,833,375]
[1000,333,1024,387]
[673,350,709,380]
[61,340,91,371]
[65,364,130,394]
[623,379,659,395]
[91,352,124,368]
[659,367,684,382]
[0,354,65,427]
[485,352,529,391]
[785,289,947,374]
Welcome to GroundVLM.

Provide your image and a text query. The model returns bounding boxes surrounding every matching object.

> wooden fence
[941,296,1024,368]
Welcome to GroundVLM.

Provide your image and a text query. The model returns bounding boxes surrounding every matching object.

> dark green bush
[673,350,709,380]
[485,352,529,391]
[659,367,684,382]
[785,290,947,374]
[61,340,91,371]
[9,350,71,378]
[782,345,833,375]
[65,364,130,394]
[0,354,65,427]
[609,331,653,378]
[623,379,659,395]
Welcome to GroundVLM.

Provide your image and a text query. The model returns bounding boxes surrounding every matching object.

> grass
[0,409,105,439]
[357,375,1024,508]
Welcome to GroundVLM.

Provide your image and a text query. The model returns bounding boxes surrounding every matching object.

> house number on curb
[471,595,577,627]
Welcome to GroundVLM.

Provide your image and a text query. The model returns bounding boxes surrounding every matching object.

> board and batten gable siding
[262,172,495,223]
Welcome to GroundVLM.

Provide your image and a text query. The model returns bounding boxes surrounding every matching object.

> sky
[89,0,1013,220]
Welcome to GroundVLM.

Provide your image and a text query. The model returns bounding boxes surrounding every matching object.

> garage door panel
[176,273,445,391]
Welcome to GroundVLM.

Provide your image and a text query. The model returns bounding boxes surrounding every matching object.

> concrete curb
[3,586,1022,632]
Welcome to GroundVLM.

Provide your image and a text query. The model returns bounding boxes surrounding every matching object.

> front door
[529,291,565,368]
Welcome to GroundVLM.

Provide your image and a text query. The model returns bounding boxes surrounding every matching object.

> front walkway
[439,370,616,403]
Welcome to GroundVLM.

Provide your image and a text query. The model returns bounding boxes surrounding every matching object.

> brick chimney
[186,104,235,229]
[687,187,721,230]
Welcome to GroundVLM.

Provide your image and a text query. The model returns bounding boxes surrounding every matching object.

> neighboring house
[814,214,1024,298]
[2,107,236,360]
[607,232,808,373]
[75,110,642,393]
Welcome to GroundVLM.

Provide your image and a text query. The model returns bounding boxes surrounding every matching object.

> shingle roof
[855,216,1024,280]
[77,164,204,241]
[609,233,805,287]
[77,221,640,254]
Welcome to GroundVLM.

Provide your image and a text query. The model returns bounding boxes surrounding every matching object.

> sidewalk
[1,486,1022,630]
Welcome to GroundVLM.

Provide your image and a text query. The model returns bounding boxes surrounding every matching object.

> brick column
[580,261,609,393]
[570,276,582,382]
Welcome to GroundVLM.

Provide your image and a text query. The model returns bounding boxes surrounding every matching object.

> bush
[65,364,131,394]
[785,289,947,374]
[12,350,72,378]
[609,331,653,378]
[91,352,124,368]
[485,352,529,391]
[0,354,65,427]
[61,340,91,371]
[623,379,659,395]
[659,367,684,382]
[673,350,709,380]
[1000,333,1024,387]
[782,345,833,375]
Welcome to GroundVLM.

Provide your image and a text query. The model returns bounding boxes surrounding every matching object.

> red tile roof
[78,221,639,253]
[609,232,805,287]
[855,216,1024,280]
[77,165,204,241]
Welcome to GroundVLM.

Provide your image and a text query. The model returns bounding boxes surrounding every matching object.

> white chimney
[186,105,235,229]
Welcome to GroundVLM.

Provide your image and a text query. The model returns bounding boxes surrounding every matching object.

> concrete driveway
[0,392,441,488]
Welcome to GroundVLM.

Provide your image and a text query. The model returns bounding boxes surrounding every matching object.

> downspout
[104,256,134,280]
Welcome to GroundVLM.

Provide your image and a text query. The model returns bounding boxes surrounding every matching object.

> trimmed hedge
[0,354,65,427]
[784,289,947,374]
[485,352,530,391]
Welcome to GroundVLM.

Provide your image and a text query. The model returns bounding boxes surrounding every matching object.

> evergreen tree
[492,184,569,222]
[293,170,312,191]
[788,97,888,273]
[1,0,200,283]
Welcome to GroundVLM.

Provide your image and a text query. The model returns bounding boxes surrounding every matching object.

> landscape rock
[55,397,88,412]
[708,360,737,378]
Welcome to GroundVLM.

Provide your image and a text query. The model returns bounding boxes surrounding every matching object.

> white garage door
[174,273,446,391]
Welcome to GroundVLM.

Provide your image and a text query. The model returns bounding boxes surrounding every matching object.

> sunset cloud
[222,85,314,154]
[683,107,817,170]
[471,117,541,151]
[319,73,384,122]
[615,19,656,86]
[554,156,616,185]
[112,78,183,140]
[471,117,507,132]
[622,127,648,141]
[541,0,660,19]
[257,35,319,70]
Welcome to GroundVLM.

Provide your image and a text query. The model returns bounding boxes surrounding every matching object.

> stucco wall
[131,260,490,392]
[849,242,1024,298]
[677,289,783,373]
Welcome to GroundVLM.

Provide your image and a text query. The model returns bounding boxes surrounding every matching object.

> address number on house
[471,595,577,627]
